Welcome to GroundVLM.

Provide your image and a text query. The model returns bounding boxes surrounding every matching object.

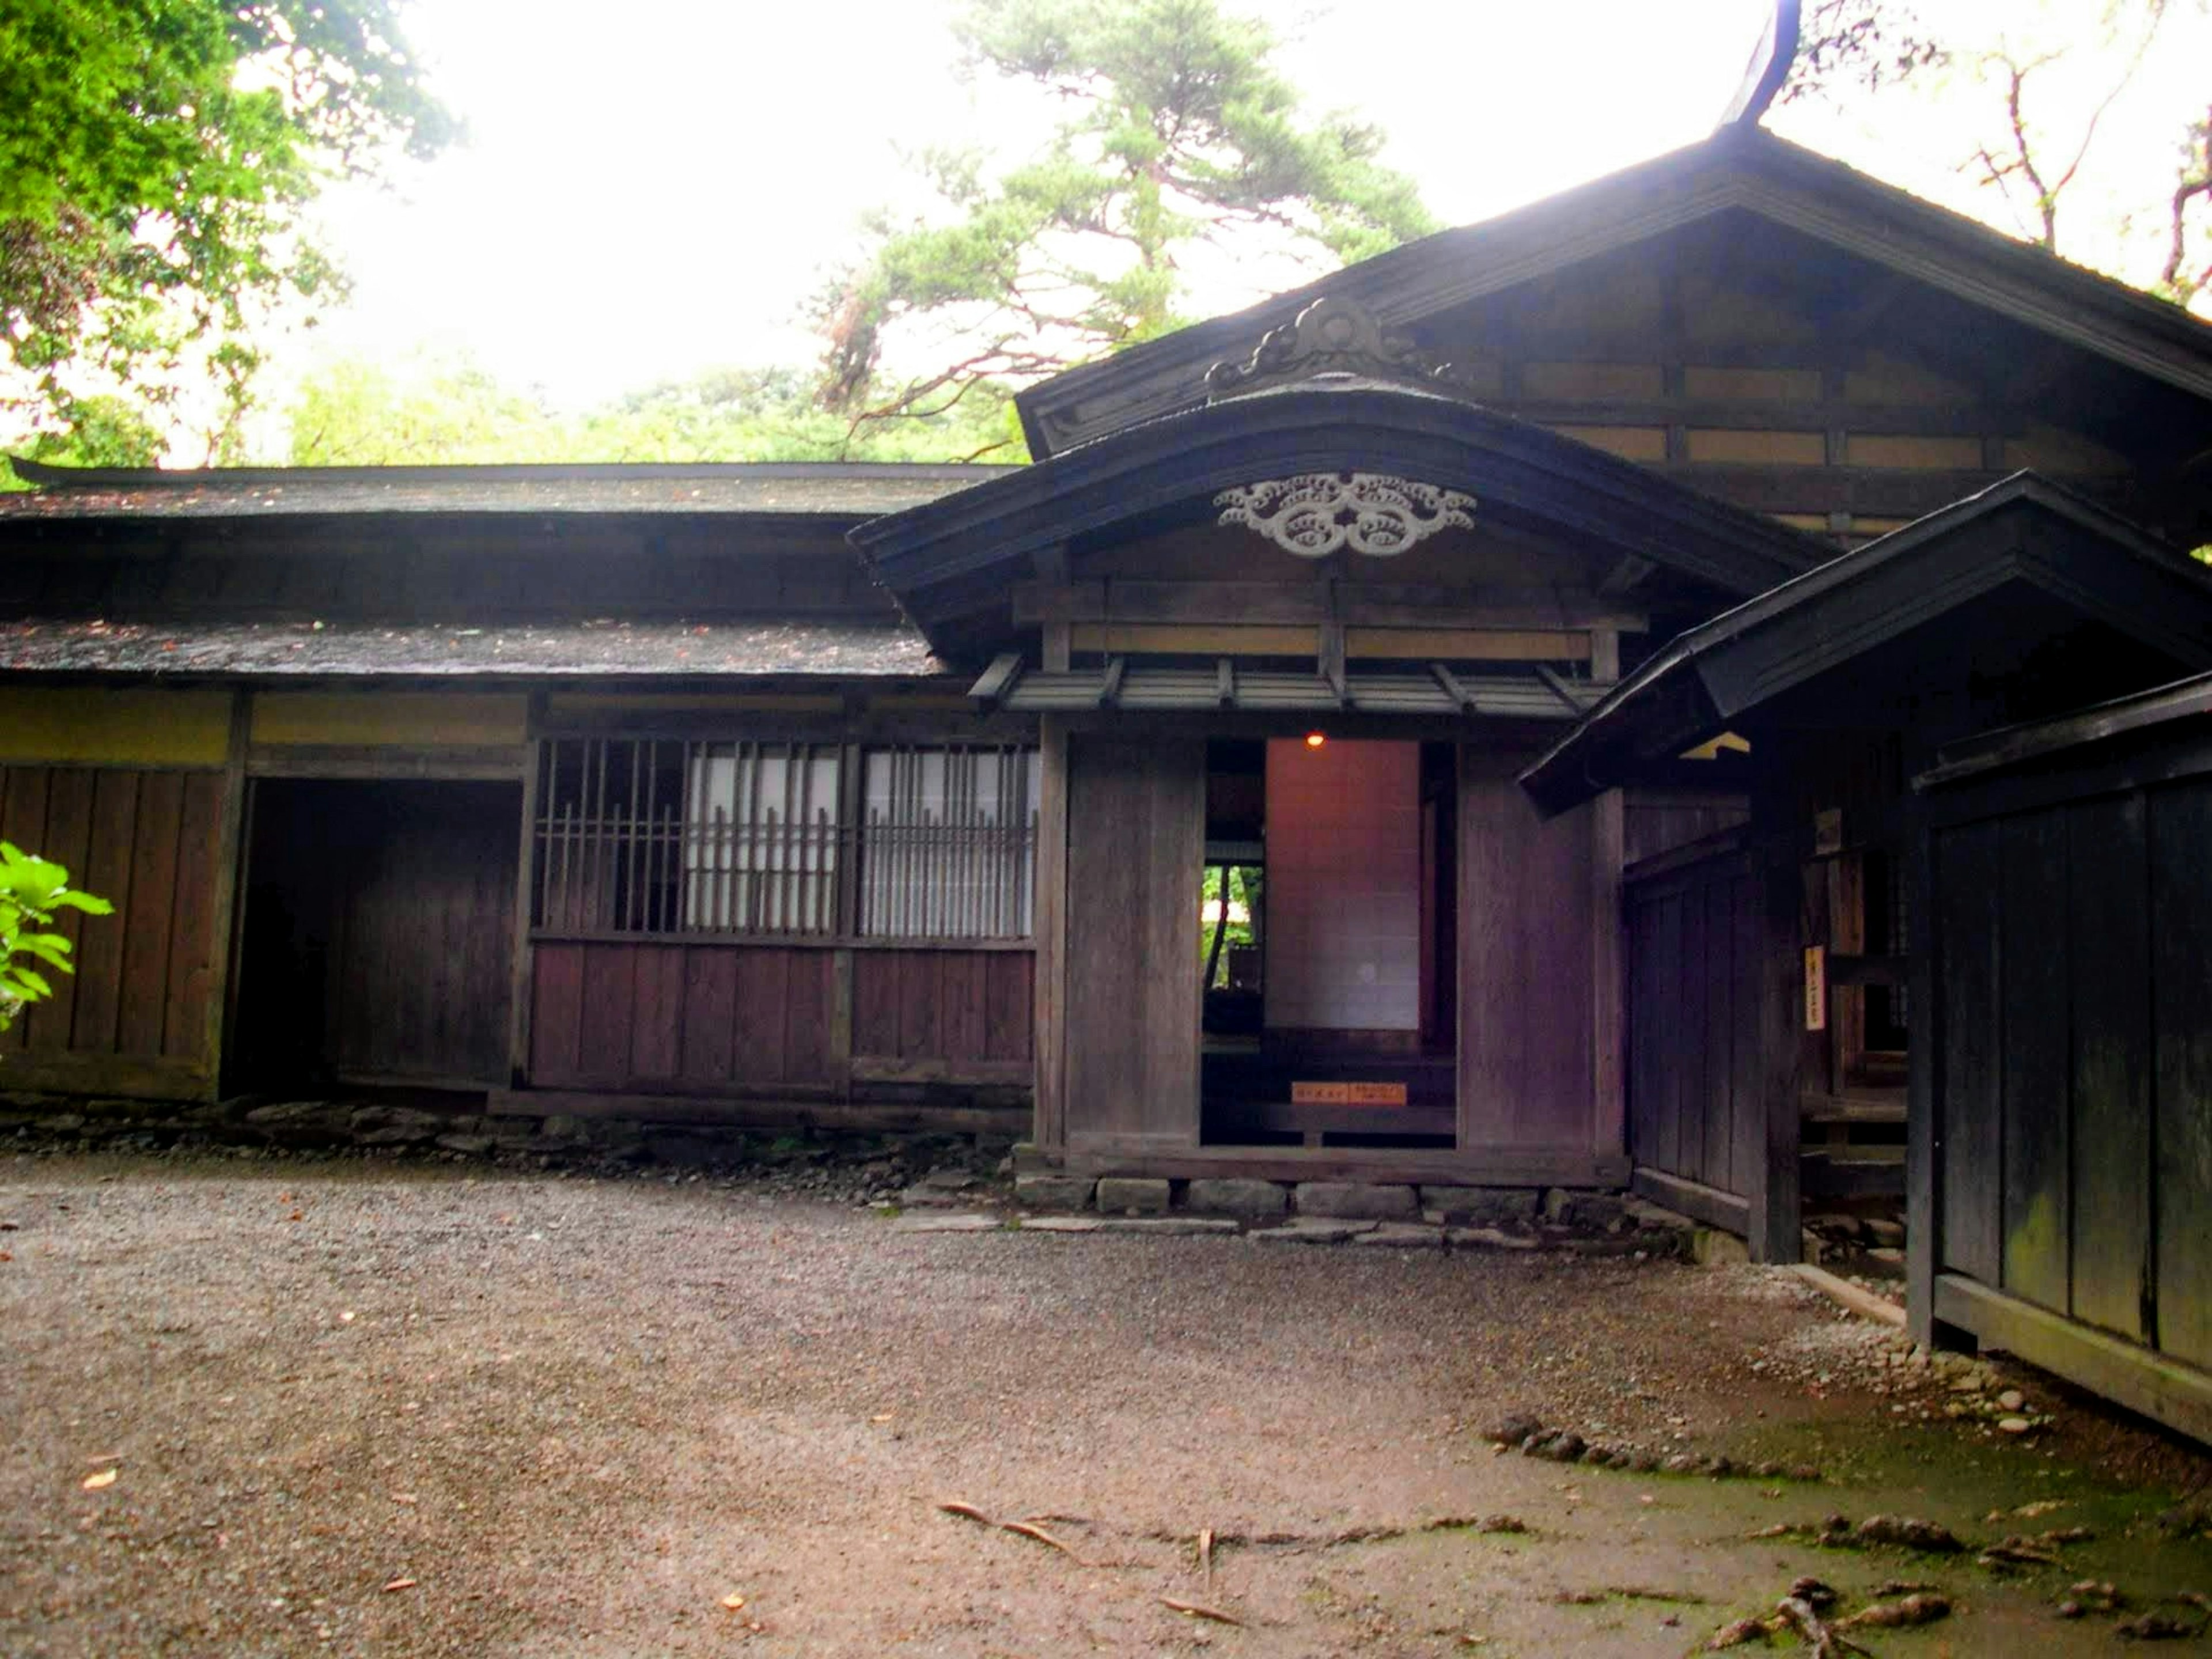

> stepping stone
[1097,1216,1240,1235]
[1255,1218,1379,1245]
[890,1213,1000,1234]
[1018,1215,1102,1233]
[1355,1222,1445,1249]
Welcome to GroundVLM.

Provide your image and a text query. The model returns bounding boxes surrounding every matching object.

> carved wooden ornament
[1214,472,1478,558]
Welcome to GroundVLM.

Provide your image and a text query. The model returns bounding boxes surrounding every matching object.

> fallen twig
[938,1501,994,1527]
[999,1519,1087,1563]
[1161,1596,1244,1627]
[1198,1526,1213,1585]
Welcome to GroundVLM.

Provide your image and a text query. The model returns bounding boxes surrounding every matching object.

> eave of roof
[1915,667,2212,791]
[0,616,945,679]
[1015,126,2212,458]
[1520,472,2212,812]
[853,378,1831,649]
[0,459,1016,521]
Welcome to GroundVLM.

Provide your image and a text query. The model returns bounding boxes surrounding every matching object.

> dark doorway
[232,780,520,1093]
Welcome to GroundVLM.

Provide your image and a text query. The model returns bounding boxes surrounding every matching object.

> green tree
[1,0,456,471]
[816,0,1436,439]
[0,842,112,1036]
[283,357,1023,465]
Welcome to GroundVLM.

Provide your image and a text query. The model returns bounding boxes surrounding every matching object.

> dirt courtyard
[4,1152,2209,1657]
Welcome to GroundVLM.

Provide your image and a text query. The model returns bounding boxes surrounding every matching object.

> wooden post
[1591,787,1626,1159]
[207,689,253,1098]
[1746,817,1804,1263]
[1031,715,1070,1150]
[1905,803,1947,1347]
[507,710,544,1087]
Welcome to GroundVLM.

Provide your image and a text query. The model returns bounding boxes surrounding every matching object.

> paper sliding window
[861,746,1039,938]
[681,741,842,933]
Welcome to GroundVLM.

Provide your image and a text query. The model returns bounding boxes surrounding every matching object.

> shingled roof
[0,460,1013,521]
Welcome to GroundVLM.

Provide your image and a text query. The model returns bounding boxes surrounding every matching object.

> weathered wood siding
[851,949,1033,1078]
[1062,735,1204,1151]
[1926,771,2212,1370]
[0,764,228,1096]
[1457,762,1597,1147]
[529,942,836,1092]
[1623,788,1749,866]
[1622,833,1762,1200]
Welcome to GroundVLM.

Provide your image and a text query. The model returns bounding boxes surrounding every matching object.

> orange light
[1304,731,1327,749]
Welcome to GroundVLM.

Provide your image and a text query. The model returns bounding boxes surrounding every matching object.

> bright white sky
[275,0,2209,422]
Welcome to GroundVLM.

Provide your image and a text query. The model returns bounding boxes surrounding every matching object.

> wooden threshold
[1062,1141,1629,1187]
[0,1054,216,1104]
[487,1088,1028,1136]
[1934,1273,2212,1447]
[1629,1166,1749,1234]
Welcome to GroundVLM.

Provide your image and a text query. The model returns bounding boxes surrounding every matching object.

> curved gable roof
[1018,127,2212,460]
[851,378,1831,654]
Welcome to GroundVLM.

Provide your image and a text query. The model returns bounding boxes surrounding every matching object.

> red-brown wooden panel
[0,767,52,1054]
[986,952,1034,1063]
[731,946,790,1084]
[161,772,225,1062]
[853,952,902,1057]
[70,770,141,1054]
[116,773,183,1058]
[531,941,586,1082]
[22,768,93,1054]
[940,953,986,1063]
[575,943,638,1082]
[897,950,942,1059]
[629,945,684,1080]
[679,948,737,1083]
[784,948,831,1083]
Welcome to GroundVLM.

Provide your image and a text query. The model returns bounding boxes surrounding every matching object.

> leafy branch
[0,842,113,1036]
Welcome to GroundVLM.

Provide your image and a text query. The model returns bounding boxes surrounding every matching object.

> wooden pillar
[1591,787,1626,1158]
[1745,817,1804,1263]
[1906,805,1948,1347]
[506,706,544,1087]
[1031,715,1070,1150]
[208,689,253,1097]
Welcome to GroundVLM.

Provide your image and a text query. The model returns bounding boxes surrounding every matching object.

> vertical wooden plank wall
[1458,762,1594,1148]
[1032,716,1069,1148]
[0,759,234,1098]
[1060,734,1205,1152]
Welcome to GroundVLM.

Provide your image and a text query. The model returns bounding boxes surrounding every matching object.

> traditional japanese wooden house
[3,123,2211,1230]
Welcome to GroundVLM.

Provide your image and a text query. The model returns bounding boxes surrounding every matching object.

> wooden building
[3,122,2211,1241]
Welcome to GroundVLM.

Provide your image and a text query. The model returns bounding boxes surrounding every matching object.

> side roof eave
[1519,472,2212,813]
[1017,127,2212,458]
[851,381,1832,647]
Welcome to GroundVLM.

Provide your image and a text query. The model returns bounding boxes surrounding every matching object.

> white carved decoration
[1214,472,1477,558]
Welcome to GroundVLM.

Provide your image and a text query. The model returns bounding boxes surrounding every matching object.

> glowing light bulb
[1304,731,1326,749]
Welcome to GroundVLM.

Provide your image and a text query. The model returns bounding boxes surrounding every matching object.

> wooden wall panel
[1622,842,1759,1199]
[1063,736,1204,1147]
[1460,768,1594,1147]
[850,950,1036,1069]
[1936,820,2004,1285]
[2066,796,2152,1342]
[0,764,225,1084]
[1999,812,2071,1313]
[2151,781,2212,1370]
[1624,790,1750,866]
[525,940,1015,1094]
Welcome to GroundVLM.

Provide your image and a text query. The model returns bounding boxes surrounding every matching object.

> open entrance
[1200,737,1456,1147]
[230,779,520,1094]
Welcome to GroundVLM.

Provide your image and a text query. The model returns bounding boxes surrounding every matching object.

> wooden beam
[1032,716,1070,1150]
[245,743,528,781]
[1745,822,1804,1264]
[1630,1166,1751,1234]
[1016,579,1649,633]
[967,652,1022,709]
[486,1088,1029,1136]
[1319,623,1346,702]
[1429,662,1478,714]
[1214,658,1236,708]
[206,691,251,1092]
[507,726,543,1086]
[1060,1141,1632,1186]
[1592,786,1626,1160]
[1936,1272,2212,1445]
[1042,621,1072,674]
[1097,656,1127,707]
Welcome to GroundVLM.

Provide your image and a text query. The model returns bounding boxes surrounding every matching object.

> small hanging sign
[1804,946,1828,1031]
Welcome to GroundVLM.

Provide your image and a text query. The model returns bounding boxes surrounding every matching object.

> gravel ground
[4,1152,2209,1657]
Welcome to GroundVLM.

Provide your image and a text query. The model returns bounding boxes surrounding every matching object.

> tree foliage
[1782,0,2210,306]
[0,0,455,468]
[285,357,1022,466]
[816,0,1435,440]
[0,841,112,1035]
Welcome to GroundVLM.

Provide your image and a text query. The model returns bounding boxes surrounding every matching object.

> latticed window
[859,745,1039,939]
[532,736,1036,940]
